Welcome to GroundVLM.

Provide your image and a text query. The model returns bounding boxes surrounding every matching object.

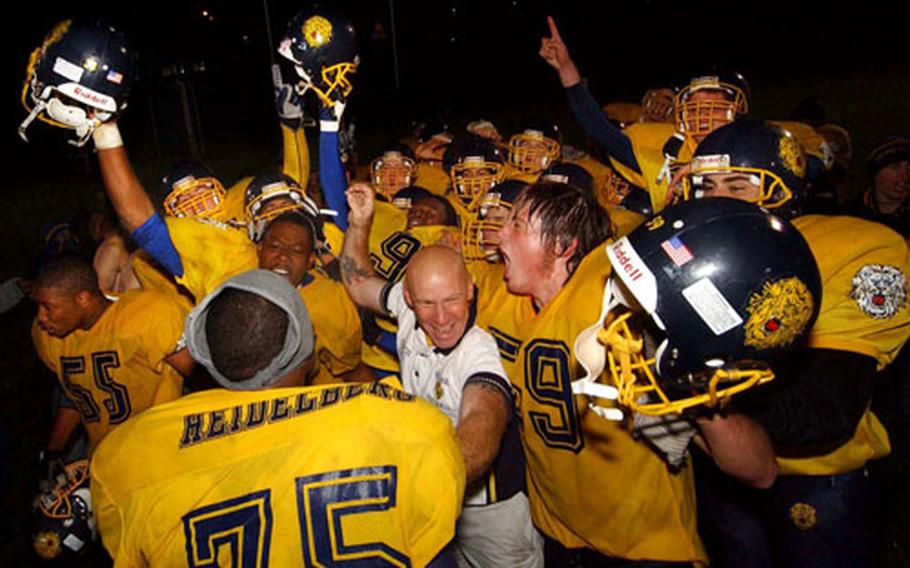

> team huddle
[19,8,910,568]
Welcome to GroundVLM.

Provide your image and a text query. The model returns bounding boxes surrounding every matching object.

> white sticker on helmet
[682,278,743,335]
[52,57,84,83]
[607,237,658,313]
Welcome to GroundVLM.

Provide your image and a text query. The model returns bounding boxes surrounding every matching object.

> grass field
[1,64,909,566]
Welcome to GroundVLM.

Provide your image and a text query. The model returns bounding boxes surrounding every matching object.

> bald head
[406,245,467,289]
[403,245,474,349]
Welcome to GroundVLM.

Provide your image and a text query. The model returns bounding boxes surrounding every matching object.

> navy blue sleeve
[565,83,640,174]
[319,108,348,231]
[376,330,397,355]
[130,213,184,277]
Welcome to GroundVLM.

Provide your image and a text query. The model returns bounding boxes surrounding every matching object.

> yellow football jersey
[416,161,450,196]
[777,215,910,475]
[300,269,363,385]
[91,383,465,567]
[130,250,193,312]
[472,247,705,563]
[165,217,258,302]
[31,290,187,453]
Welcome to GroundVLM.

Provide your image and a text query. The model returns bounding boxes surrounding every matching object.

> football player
[688,120,910,567]
[31,256,192,461]
[467,180,820,565]
[442,134,507,223]
[90,270,465,567]
[539,16,832,214]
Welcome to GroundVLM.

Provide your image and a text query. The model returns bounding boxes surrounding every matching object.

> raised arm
[339,183,389,313]
[92,123,183,277]
[539,16,639,172]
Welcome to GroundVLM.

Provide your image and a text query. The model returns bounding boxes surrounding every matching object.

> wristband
[92,123,123,149]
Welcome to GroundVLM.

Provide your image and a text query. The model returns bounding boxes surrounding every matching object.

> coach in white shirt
[340,182,543,568]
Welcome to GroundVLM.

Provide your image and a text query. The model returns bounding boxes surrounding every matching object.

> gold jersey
[32,290,187,453]
[471,248,705,563]
[91,382,465,567]
[777,215,910,475]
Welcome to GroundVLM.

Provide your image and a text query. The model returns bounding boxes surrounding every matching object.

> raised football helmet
[277,8,358,108]
[31,460,96,560]
[161,161,226,219]
[461,179,528,262]
[574,198,821,418]
[370,144,417,201]
[675,69,749,141]
[687,120,807,218]
[443,135,506,213]
[506,119,561,174]
[20,18,136,146]
[244,172,326,244]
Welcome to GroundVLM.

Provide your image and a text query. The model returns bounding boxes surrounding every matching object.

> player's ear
[403,277,414,308]
[465,273,474,301]
[74,290,93,308]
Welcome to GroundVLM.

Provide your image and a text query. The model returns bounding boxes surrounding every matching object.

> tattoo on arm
[340,254,373,285]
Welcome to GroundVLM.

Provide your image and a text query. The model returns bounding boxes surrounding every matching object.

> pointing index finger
[546,16,562,42]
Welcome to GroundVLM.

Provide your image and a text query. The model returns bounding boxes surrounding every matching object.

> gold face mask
[599,311,775,416]
[164,176,226,219]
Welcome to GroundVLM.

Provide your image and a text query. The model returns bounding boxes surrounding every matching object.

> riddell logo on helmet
[609,239,645,282]
[72,86,108,106]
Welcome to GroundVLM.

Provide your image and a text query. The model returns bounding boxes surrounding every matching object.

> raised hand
[345,182,375,228]
[538,16,581,87]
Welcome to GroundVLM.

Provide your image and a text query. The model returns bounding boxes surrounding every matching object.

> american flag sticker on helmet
[106,70,123,84]
[661,236,694,267]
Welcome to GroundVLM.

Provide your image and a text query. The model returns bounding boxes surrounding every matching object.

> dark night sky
[5,0,908,181]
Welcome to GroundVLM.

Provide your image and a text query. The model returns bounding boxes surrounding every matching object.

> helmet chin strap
[572,277,625,421]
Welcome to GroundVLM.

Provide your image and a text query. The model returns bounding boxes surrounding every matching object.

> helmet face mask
[371,151,416,200]
[164,176,226,219]
[278,11,358,108]
[675,74,749,141]
[20,19,136,146]
[507,129,560,174]
[450,157,506,212]
[462,192,512,262]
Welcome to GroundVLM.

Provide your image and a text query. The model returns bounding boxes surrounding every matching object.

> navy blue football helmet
[20,18,137,146]
[576,198,821,417]
[244,172,328,245]
[31,460,96,560]
[277,8,358,108]
[688,120,808,218]
[541,162,594,193]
